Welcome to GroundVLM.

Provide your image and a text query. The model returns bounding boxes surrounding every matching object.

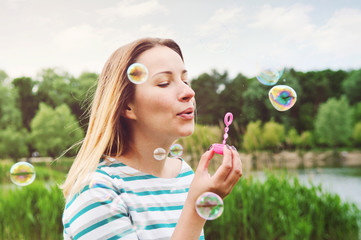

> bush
[242,120,262,152]
[353,122,361,147]
[298,131,314,149]
[286,128,300,149]
[205,173,361,240]
[261,120,285,150]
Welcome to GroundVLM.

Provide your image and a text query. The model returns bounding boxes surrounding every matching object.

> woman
[61,37,242,240]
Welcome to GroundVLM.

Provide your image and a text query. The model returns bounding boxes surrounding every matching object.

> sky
[1,0,361,80]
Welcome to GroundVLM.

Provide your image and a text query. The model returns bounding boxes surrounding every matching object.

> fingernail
[231,145,237,151]
[208,144,213,151]
[226,144,230,150]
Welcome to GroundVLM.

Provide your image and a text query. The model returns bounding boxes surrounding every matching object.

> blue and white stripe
[62,158,205,240]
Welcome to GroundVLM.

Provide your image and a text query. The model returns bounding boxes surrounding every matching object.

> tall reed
[205,172,361,240]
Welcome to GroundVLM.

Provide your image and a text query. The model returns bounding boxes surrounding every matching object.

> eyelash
[158,80,189,87]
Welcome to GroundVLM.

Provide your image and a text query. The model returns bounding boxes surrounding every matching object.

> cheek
[137,92,172,115]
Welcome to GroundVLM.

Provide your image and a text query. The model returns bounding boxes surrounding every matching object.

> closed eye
[158,82,169,87]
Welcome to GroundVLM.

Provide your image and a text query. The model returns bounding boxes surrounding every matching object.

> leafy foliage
[0,127,29,160]
[342,69,361,105]
[242,121,262,152]
[353,122,361,147]
[314,96,353,147]
[29,103,84,157]
[261,120,285,150]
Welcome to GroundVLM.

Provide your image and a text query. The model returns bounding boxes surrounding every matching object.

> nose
[179,83,195,102]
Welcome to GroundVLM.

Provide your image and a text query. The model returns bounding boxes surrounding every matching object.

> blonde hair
[61,37,184,198]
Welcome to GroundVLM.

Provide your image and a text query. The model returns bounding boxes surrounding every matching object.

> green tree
[219,73,248,143]
[242,120,262,152]
[352,122,361,147]
[353,102,361,123]
[261,120,285,150]
[0,83,22,130]
[12,77,39,130]
[0,70,9,83]
[30,103,84,157]
[241,78,269,123]
[342,69,361,105]
[314,96,353,147]
[191,69,228,125]
[67,72,98,129]
[0,127,29,160]
[36,68,73,108]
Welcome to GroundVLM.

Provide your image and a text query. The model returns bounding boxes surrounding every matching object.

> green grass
[0,182,64,240]
[1,161,360,239]
[205,172,361,240]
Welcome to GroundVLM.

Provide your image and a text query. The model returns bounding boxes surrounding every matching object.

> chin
[178,126,195,137]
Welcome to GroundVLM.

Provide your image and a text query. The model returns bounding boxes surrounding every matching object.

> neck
[117,128,178,177]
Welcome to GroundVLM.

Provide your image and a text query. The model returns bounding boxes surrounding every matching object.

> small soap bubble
[170,144,183,157]
[10,162,36,186]
[195,192,224,220]
[89,176,113,202]
[127,63,148,84]
[256,56,284,86]
[269,85,297,111]
[153,147,167,161]
[256,68,284,86]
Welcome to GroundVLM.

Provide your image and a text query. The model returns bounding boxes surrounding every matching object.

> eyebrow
[152,70,188,78]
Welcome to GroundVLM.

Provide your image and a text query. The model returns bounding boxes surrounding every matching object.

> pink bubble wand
[212,112,233,155]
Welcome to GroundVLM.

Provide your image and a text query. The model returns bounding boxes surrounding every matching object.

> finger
[225,146,242,187]
[213,145,233,181]
[197,146,215,171]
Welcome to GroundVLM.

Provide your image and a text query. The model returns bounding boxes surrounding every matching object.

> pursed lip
[176,107,194,120]
[176,107,194,116]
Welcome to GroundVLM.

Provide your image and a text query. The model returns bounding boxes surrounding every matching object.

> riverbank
[239,150,361,172]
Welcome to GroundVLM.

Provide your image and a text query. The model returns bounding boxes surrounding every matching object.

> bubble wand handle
[212,112,233,155]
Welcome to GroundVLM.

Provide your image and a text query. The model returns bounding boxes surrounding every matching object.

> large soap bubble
[269,85,297,111]
[127,63,149,84]
[195,192,224,220]
[10,162,36,186]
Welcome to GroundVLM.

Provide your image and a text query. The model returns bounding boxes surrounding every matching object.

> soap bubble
[256,56,284,86]
[10,162,36,186]
[170,144,183,157]
[269,85,297,111]
[153,147,167,161]
[256,68,284,86]
[195,192,224,220]
[127,63,148,84]
[89,176,113,202]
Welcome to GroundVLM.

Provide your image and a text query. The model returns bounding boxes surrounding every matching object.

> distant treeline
[0,67,361,160]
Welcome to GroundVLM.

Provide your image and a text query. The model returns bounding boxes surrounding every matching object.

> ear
[124,103,137,120]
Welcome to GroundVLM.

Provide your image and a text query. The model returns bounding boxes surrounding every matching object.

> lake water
[249,167,361,208]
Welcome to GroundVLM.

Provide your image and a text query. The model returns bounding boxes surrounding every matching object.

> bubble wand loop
[212,112,233,155]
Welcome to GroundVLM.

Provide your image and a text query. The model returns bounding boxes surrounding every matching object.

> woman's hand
[171,145,242,239]
[189,144,242,200]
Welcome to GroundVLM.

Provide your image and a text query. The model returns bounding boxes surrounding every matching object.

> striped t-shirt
[62,157,205,240]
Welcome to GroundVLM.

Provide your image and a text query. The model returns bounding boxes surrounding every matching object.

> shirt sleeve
[62,171,138,240]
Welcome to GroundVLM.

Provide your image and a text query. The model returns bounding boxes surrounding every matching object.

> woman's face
[127,46,195,141]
